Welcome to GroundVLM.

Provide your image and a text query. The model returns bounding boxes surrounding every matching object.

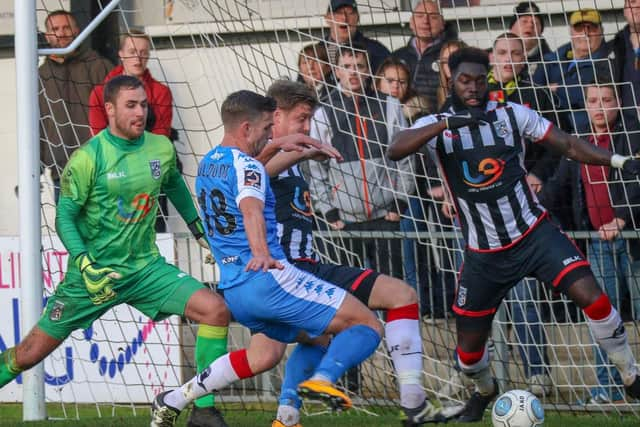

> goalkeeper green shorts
[38,257,206,341]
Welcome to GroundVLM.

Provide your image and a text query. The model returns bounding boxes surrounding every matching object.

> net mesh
[16,0,640,420]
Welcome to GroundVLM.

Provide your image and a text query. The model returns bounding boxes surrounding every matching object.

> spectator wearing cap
[611,0,640,111]
[533,8,613,133]
[392,1,457,113]
[508,1,551,76]
[323,0,390,74]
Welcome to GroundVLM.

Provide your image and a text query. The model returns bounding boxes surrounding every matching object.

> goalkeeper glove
[75,253,121,305]
[187,218,215,264]
[187,218,210,249]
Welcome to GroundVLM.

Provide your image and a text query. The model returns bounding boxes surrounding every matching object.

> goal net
[7,0,640,420]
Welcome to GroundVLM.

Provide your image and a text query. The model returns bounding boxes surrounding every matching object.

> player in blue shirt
[150,90,383,427]
[255,79,446,427]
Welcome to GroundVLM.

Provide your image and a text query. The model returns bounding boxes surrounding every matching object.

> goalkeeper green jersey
[57,129,199,281]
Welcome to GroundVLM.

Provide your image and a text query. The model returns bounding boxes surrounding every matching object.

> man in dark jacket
[532,9,612,134]
[392,0,457,112]
[39,10,113,202]
[322,0,390,74]
[508,1,552,77]
[541,80,640,403]
[610,0,640,112]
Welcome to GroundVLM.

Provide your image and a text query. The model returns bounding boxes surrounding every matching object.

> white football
[491,389,544,427]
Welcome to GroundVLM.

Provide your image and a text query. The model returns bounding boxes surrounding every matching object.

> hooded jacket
[39,46,112,180]
[309,87,414,223]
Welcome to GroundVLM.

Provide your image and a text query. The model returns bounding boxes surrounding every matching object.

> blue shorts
[222,260,347,343]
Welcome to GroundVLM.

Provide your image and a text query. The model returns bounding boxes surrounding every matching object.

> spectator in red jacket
[89,29,172,137]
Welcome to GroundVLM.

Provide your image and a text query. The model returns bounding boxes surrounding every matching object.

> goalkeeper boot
[297,379,352,411]
[151,391,181,427]
[271,420,302,427]
[625,375,640,400]
[400,399,448,426]
[187,405,229,427]
[452,379,498,423]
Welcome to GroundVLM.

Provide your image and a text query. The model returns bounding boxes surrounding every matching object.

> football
[491,389,544,427]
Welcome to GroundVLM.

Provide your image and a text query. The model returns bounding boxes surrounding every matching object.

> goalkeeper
[0,76,230,426]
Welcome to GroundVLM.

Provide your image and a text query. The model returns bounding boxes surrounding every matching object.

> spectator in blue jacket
[392,0,458,113]
[533,9,612,133]
[322,0,390,74]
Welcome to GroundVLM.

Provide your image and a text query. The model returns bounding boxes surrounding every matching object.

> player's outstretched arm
[388,114,478,161]
[239,196,283,272]
[541,126,640,174]
[264,141,342,177]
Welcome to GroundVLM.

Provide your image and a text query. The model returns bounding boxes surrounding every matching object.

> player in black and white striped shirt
[389,47,640,422]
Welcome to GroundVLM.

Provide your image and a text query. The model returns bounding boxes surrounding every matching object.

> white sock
[276,404,300,426]
[457,346,495,396]
[165,353,240,411]
[587,307,638,386]
[385,317,426,409]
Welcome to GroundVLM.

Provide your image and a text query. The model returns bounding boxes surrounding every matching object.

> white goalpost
[7,0,640,422]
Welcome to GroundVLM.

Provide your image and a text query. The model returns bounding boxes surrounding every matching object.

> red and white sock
[385,303,426,409]
[165,349,253,410]
[457,345,495,396]
[584,293,638,385]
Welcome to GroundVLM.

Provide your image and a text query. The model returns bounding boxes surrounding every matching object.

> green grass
[0,404,639,426]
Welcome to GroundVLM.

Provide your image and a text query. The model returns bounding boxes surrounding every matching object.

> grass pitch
[1,404,639,426]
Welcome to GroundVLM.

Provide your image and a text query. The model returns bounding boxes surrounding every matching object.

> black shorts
[292,259,380,305]
[454,218,591,331]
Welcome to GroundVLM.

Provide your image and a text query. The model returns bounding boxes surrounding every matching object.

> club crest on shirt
[457,286,467,307]
[244,169,262,189]
[149,160,161,180]
[493,119,510,138]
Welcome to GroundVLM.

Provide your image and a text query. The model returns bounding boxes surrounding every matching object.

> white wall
[0,58,18,235]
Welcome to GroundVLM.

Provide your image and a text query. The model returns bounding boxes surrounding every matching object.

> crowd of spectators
[37,0,640,405]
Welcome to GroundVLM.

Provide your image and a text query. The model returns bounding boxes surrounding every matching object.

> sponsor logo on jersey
[493,119,511,138]
[244,169,262,189]
[489,90,505,103]
[222,255,239,264]
[290,187,312,216]
[116,193,155,223]
[149,160,161,180]
[461,157,505,188]
[457,286,467,307]
[107,171,127,180]
[562,255,582,266]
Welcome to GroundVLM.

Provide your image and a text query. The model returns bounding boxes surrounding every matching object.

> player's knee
[191,291,230,326]
[362,315,384,337]
[248,345,285,374]
[390,279,418,306]
[370,275,417,308]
